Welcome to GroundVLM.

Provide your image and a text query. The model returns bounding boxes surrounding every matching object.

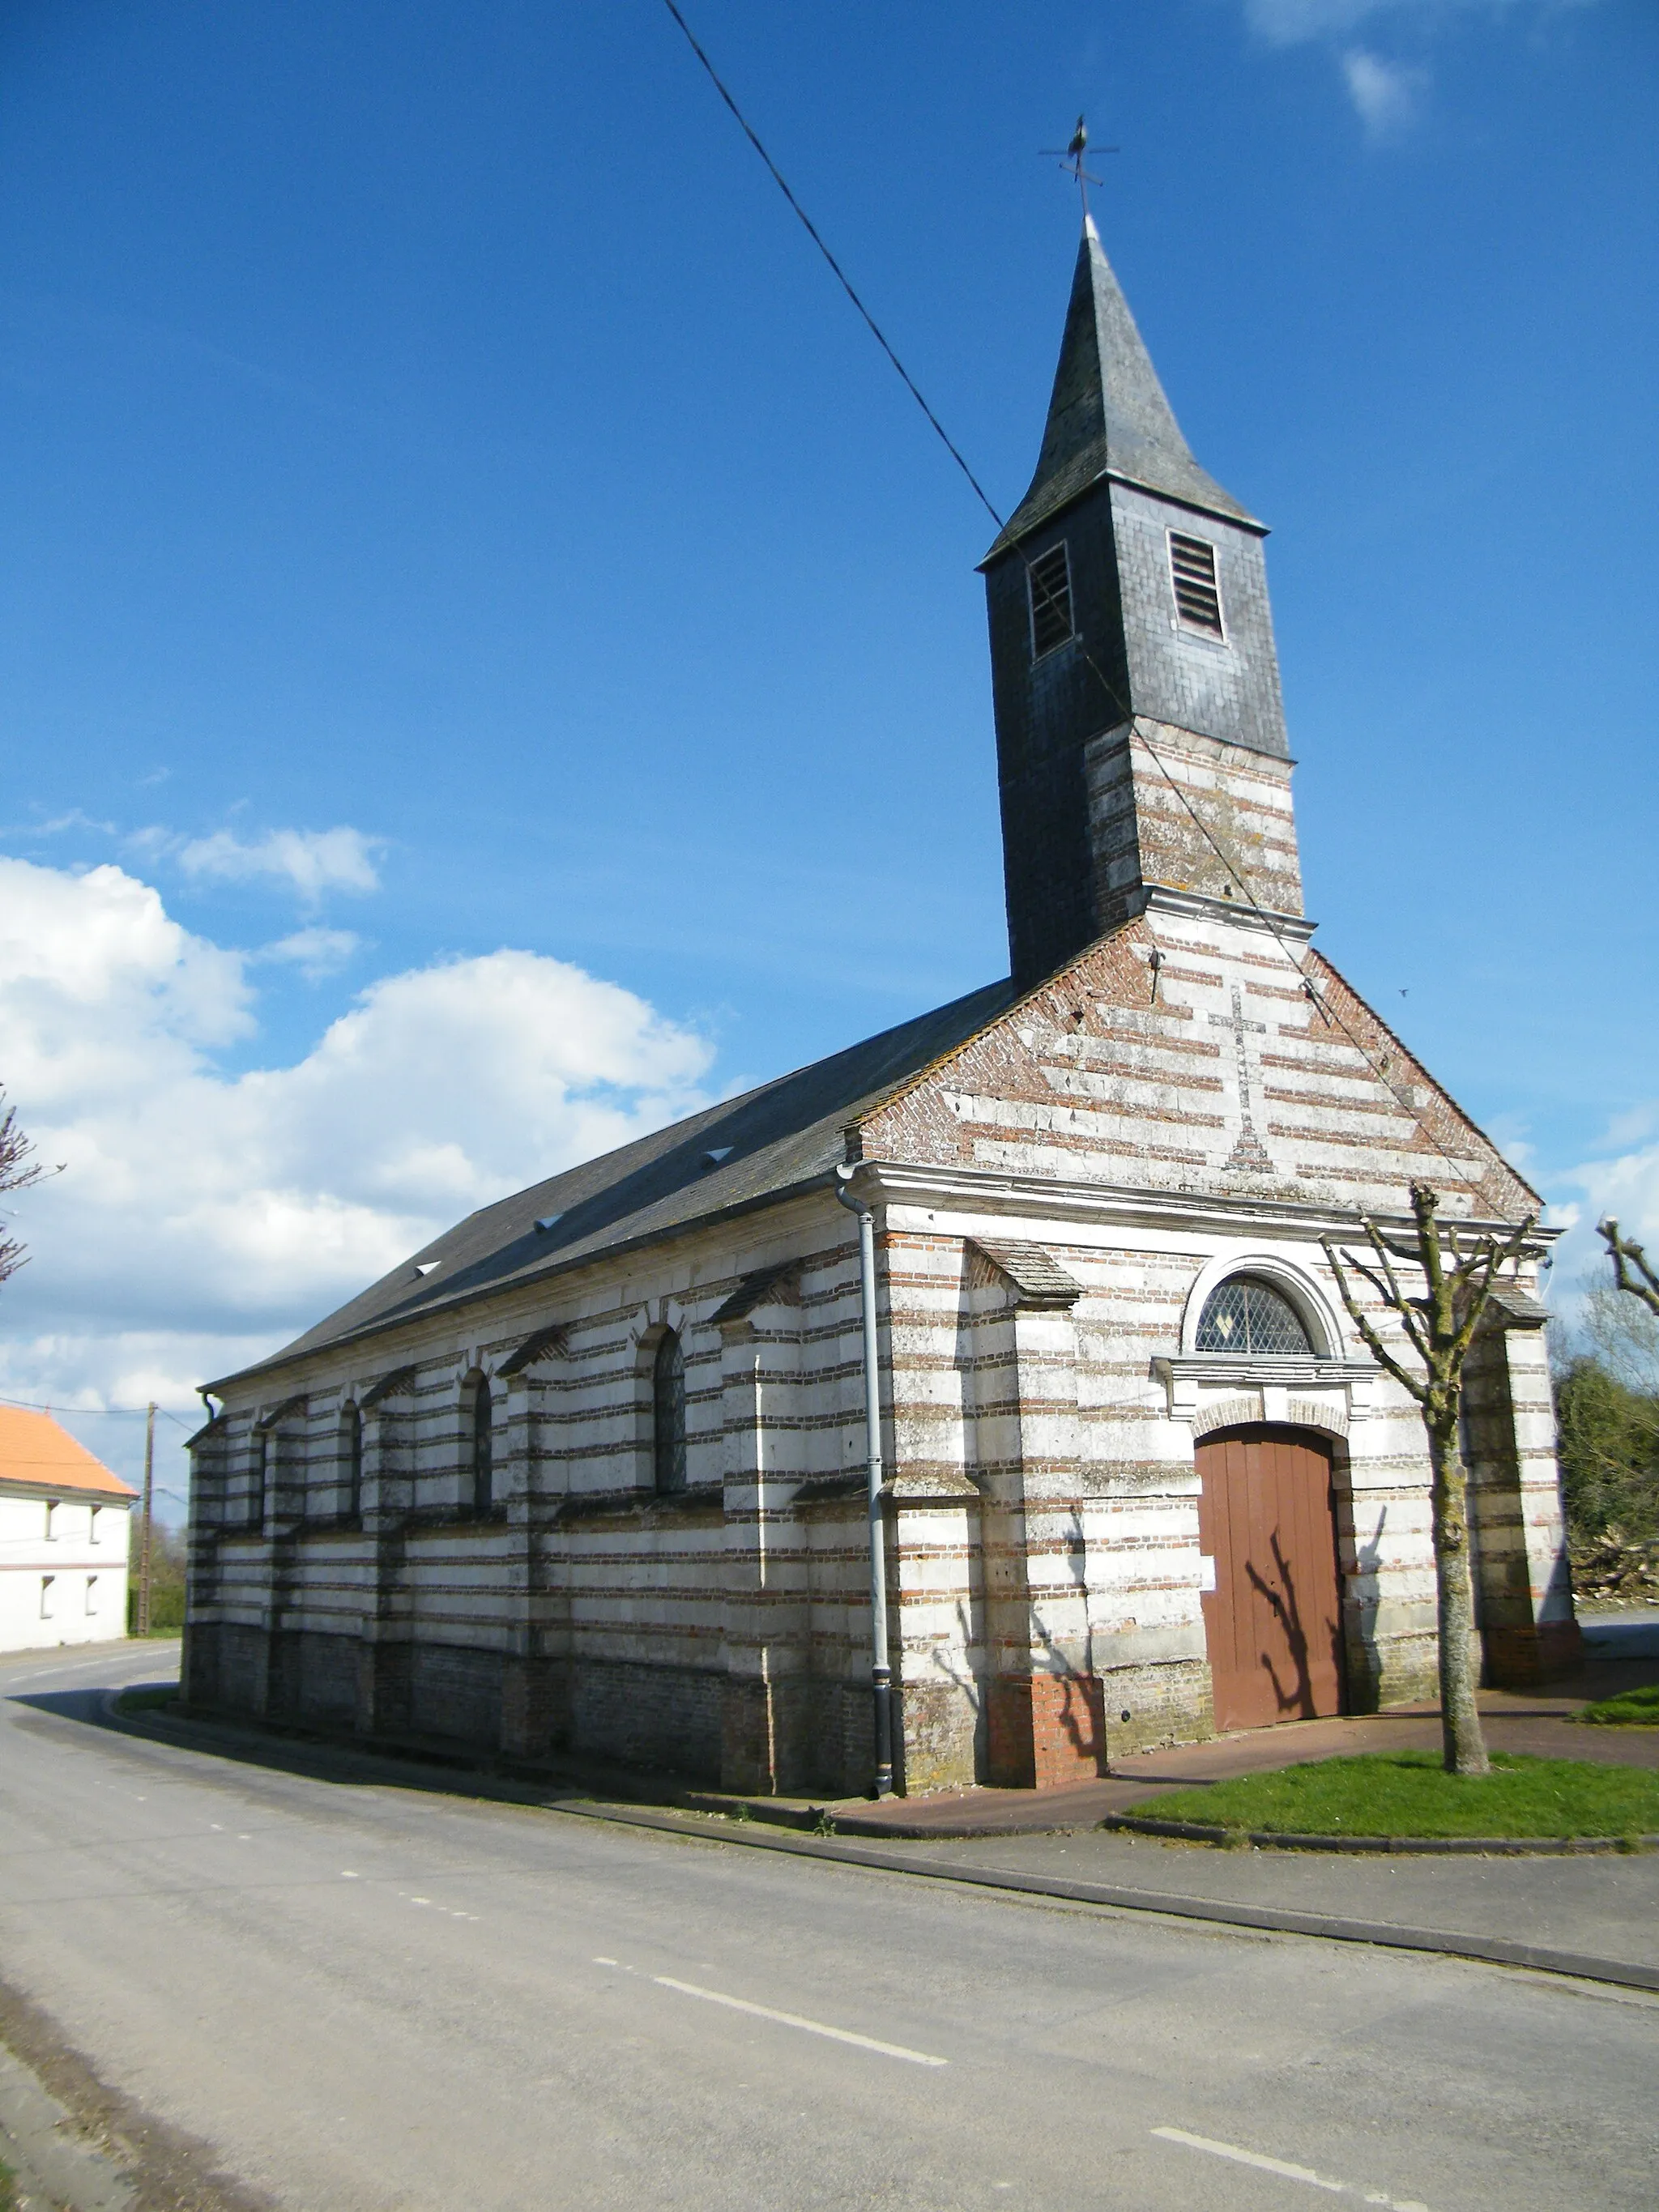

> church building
[183,219,1578,1797]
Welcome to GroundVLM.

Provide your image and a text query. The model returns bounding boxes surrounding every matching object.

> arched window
[1196,1274,1312,1355]
[471,1376,493,1515]
[652,1330,687,1496]
[342,1402,364,1520]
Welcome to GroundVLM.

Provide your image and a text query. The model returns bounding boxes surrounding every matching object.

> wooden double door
[1196,1426,1346,1734]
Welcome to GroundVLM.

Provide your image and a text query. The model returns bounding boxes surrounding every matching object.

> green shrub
[1554,1357,1659,1542]
[127,1523,188,1635]
[1577,1682,1659,1728]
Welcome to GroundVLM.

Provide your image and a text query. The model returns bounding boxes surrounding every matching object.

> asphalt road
[1,1643,1654,2212]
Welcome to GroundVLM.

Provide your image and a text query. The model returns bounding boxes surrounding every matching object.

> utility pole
[137,1401,156,1638]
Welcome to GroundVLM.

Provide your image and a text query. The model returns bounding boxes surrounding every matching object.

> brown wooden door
[1196,1426,1345,1733]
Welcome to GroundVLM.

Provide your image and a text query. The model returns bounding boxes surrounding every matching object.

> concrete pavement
[2,1640,1656,2211]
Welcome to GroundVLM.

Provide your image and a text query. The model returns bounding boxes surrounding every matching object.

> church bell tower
[983,218,1303,991]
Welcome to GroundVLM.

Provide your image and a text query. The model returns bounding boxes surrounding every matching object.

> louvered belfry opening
[1168,530,1224,637]
[1027,542,1074,657]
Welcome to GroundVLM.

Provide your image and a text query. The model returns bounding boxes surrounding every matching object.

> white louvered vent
[1168,531,1224,637]
[1027,543,1074,657]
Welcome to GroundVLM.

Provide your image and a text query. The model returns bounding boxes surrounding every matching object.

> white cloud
[1246,0,1591,40]
[1533,1106,1659,1329]
[179,825,383,901]
[0,855,714,1413]
[1566,1127,1659,1249]
[1342,46,1428,136]
[36,808,118,836]
[255,927,361,981]
[1243,0,1600,139]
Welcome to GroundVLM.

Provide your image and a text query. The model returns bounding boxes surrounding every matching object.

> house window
[471,1377,493,1515]
[40,1575,54,1621]
[1027,543,1074,657]
[342,1402,365,1519]
[1168,531,1225,638]
[44,1501,58,1542]
[652,1331,687,1496]
[1196,1275,1312,1355]
[251,1430,268,1528]
[85,1575,98,1617]
[89,1507,102,1545]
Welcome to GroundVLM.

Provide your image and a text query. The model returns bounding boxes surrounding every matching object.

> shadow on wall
[1247,1532,1320,1722]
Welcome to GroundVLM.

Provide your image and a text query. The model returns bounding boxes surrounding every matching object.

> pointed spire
[987,217,1252,559]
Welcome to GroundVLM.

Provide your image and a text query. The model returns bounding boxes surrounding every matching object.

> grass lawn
[1576,1681,1659,1728]
[116,1686,179,1715]
[1141,1750,1659,1839]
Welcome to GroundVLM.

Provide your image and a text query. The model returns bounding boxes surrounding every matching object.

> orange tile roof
[0,1408,138,1499]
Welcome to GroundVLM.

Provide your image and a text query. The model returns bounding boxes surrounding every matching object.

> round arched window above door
[1195,1274,1312,1355]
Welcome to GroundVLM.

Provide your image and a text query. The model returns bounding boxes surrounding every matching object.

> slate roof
[211,977,1017,1392]
[984,216,1255,562]
[970,1238,1084,1308]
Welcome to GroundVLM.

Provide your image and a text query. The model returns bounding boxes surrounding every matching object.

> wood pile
[1570,1527,1659,1609]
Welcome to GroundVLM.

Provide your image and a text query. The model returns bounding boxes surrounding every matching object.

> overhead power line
[0,1392,195,1430]
[656,0,1005,537]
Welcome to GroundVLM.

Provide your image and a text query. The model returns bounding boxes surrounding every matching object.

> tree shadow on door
[1247,1532,1318,1721]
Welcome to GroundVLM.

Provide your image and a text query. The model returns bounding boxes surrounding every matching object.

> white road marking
[592,1955,617,1965]
[1152,2129,1432,2210]
[341,1871,359,1879]
[652,1975,949,2067]
[4,1656,139,1685]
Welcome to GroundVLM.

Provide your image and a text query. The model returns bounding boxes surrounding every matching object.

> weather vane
[1038,114,1115,216]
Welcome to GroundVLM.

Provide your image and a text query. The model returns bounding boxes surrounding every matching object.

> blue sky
[1,0,1655,1504]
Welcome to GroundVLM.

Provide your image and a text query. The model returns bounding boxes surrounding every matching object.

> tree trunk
[1427,1413,1490,1776]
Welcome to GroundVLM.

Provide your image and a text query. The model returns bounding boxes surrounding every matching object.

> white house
[0,1409,135,1653]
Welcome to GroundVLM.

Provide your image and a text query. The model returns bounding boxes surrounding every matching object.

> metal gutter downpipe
[834,1166,894,1797]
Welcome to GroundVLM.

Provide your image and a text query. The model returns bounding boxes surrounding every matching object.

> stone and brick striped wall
[184,905,1572,1795]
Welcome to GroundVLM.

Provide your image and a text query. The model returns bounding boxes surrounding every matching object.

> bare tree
[1599,1219,1659,1321]
[1323,1183,1537,1778]
[0,1093,57,1289]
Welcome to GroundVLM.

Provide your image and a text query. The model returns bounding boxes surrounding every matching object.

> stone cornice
[1132,884,1316,942]
[1154,1354,1375,1390]
[838,1157,1556,1246]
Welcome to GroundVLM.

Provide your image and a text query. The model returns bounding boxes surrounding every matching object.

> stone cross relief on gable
[1209,985,1275,1174]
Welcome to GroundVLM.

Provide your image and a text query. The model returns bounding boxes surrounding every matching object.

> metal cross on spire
[1038,114,1114,216]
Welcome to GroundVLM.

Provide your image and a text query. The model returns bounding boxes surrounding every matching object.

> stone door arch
[1196,1425,1346,1733]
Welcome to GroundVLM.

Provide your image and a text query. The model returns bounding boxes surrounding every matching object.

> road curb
[100,1697,1659,1999]
[542,1797,1659,1995]
[1099,1812,1659,1855]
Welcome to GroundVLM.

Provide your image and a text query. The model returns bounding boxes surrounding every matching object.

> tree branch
[1323,1237,1427,1406]
[1601,1218,1659,1320]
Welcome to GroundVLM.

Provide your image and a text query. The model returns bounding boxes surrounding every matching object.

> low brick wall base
[986,1673,1107,1789]
[1483,1617,1585,1687]
[569,1658,723,1783]
[1094,1659,1213,1761]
